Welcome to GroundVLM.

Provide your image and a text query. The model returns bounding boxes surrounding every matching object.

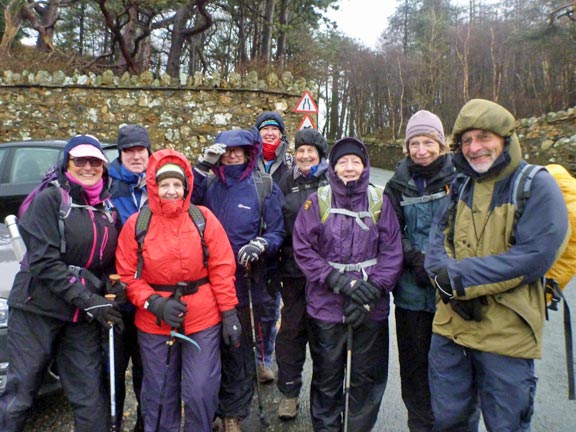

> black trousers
[308,317,389,432]
[217,304,264,419]
[103,308,143,429]
[275,277,308,398]
[395,307,435,432]
[0,309,108,432]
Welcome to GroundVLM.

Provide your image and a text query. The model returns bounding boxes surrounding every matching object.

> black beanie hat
[329,137,367,168]
[295,128,329,158]
[117,125,152,157]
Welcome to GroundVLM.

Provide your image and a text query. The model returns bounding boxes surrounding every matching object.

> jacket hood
[327,137,371,196]
[451,99,522,179]
[213,127,261,181]
[146,149,193,215]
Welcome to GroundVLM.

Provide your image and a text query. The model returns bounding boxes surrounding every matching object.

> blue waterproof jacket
[193,128,285,307]
[108,158,147,226]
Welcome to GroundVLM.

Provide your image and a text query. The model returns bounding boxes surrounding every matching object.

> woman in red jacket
[116,149,240,432]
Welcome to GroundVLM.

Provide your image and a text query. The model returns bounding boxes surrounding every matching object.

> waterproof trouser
[308,317,389,432]
[395,307,435,432]
[138,324,221,432]
[0,308,108,432]
[429,334,537,432]
[258,270,281,367]
[275,277,308,398]
[103,307,143,430]
[217,304,263,419]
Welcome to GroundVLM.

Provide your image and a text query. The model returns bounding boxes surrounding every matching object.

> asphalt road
[23,167,576,431]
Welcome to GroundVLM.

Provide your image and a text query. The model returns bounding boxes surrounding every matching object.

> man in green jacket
[425,99,569,431]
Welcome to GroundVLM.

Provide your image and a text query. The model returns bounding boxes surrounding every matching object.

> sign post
[294,90,319,130]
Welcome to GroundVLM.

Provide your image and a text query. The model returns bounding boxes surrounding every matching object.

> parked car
[0,139,117,395]
[0,139,118,221]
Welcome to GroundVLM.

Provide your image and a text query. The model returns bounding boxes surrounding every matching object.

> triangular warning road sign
[295,90,319,114]
[298,115,316,130]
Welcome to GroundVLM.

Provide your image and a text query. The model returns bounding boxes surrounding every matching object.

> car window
[10,148,60,183]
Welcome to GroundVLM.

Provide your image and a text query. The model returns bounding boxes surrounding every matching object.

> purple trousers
[138,324,221,432]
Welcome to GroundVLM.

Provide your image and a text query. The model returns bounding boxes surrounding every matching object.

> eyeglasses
[70,157,104,168]
[223,147,245,157]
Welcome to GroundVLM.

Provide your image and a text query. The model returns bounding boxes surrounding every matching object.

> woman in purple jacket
[293,137,403,431]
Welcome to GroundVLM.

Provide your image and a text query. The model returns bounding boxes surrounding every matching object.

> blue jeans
[429,334,537,432]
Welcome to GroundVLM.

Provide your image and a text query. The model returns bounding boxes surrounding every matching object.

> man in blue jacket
[107,124,153,431]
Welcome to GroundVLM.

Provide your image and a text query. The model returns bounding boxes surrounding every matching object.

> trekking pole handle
[104,293,116,326]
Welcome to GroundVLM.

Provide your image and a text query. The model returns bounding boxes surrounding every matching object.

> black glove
[222,309,242,347]
[105,276,127,306]
[433,268,453,303]
[412,253,431,288]
[343,301,370,329]
[326,270,380,306]
[85,295,124,332]
[237,237,268,267]
[147,295,187,328]
[450,298,483,322]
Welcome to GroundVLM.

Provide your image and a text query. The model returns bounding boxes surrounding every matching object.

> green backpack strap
[134,204,208,279]
[367,184,383,223]
[318,184,383,225]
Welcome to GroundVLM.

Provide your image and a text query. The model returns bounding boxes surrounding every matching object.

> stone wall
[0,69,316,160]
[367,106,576,175]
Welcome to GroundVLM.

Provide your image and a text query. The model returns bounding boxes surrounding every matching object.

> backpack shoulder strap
[367,184,383,223]
[447,173,472,247]
[188,204,209,268]
[318,185,331,223]
[252,171,274,211]
[134,205,153,279]
[511,163,545,243]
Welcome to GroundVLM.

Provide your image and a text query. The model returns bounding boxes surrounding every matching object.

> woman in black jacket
[0,135,123,432]
[275,128,329,420]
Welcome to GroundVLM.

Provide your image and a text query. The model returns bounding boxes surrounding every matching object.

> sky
[326,0,499,49]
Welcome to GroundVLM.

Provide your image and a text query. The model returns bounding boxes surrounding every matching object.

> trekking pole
[155,285,183,432]
[104,290,118,432]
[343,324,353,432]
[244,265,270,428]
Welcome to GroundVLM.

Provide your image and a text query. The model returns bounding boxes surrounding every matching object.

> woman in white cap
[384,110,455,431]
[0,135,123,432]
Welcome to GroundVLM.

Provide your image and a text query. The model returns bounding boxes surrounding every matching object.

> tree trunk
[260,0,275,62]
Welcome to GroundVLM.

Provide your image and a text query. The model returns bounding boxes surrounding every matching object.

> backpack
[448,162,576,399]
[134,204,208,280]
[17,165,113,257]
[318,184,383,230]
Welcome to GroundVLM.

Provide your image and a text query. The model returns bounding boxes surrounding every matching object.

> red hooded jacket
[116,149,237,335]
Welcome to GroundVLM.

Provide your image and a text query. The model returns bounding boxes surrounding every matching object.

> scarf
[65,172,104,206]
[262,139,280,162]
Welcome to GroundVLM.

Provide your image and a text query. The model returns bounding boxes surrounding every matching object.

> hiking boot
[278,396,299,420]
[257,364,275,383]
[222,416,241,432]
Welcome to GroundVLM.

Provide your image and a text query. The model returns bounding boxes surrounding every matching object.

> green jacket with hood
[425,99,569,359]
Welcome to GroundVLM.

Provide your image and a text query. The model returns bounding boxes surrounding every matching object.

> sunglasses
[70,157,105,168]
[223,147,245,157]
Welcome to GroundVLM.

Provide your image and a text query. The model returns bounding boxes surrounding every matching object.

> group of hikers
[0,98,570,432]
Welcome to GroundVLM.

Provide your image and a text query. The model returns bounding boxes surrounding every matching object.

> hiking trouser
[308,317,389,432]
[103,307,143,430]
[0,308,108,432]
[258,290,280,367]
[276,277,308,397]
[258,270,281,367]
[139,324,221,432]
[217,304,263,419]
[395,307,434,432]
[429,334,537,432]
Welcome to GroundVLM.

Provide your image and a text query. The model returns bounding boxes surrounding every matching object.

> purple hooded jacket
[293,137,403,323]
